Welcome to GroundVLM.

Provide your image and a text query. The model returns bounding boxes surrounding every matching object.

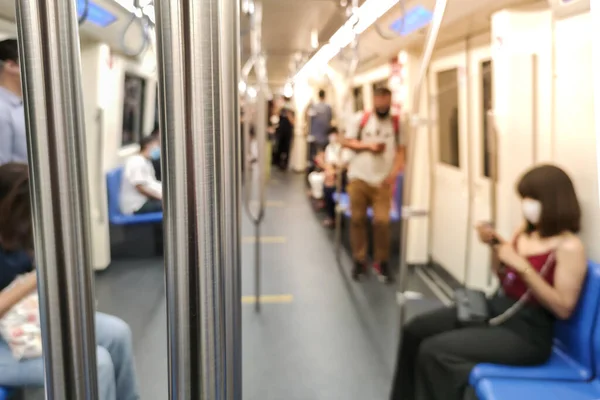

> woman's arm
[506,236,587,319]
[0,273,37,318]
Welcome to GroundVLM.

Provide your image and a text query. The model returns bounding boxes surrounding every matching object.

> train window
[121,73,147,147]
[481,60,493,178]
[353,86,364,112]
[436,68,460,167]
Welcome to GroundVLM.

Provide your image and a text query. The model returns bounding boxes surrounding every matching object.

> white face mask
[522,198,542,224]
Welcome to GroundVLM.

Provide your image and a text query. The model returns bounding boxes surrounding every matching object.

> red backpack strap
[392,115,400,144]
[357,112,371,141]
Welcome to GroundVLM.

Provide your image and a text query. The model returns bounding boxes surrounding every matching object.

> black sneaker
[352,261,367,281]
[375,262,395,284]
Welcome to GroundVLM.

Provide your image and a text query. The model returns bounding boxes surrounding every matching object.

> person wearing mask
[148,130,162,180]
[390,164,587,400]
[0,39,27,166]
[120,134,162,215]
[309,89,333,154]
[0,163,140,400]
[342,87,404,282]
[308,127,350,227]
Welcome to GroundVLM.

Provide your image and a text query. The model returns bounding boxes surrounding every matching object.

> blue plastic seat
[106,167,162,225]
[470,261,600,385]
[472,262,600,399]
[475,378,600,400]
[0,387,11,400]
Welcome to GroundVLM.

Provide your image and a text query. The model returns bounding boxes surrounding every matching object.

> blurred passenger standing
[309,89,333,153]
[342,87,405,282]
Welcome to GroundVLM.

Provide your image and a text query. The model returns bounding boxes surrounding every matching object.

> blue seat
[475,377,600,400]
[470,261,600,385]
[0,387,11,400]
[106,167,162,225]
[473,262,600,400]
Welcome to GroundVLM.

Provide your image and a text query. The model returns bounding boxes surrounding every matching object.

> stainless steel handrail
[16,0,99,397]
[241,1,268,312]
[96,107,105,224]
[335,36,359,265]
[154,0,238,396]
[397,0,449,320]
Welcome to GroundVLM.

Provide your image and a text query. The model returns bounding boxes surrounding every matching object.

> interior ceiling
[241,0,367,89]
[250,0,544,89]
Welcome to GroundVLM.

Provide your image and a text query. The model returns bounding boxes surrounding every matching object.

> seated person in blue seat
[390,164,587,400]
[120,134,162,215]
[0,163,140,400]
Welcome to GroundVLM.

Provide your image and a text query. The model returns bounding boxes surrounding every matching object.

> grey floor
[93,171,441,400]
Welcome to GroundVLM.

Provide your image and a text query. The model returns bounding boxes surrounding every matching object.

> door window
[436,68,460,167]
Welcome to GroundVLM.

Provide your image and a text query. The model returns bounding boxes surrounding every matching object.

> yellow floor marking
[241,294,293,304]
[242,236,286,244]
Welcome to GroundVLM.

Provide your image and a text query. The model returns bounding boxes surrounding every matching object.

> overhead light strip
[389,5,433,36]
[294,0,399,82]
[76,0,118,27]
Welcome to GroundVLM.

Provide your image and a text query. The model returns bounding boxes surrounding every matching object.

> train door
[429,49,470,283]
[466,45,494,290]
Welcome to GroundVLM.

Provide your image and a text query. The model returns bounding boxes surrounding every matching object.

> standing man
[342,87,405,282]
[0,39,26,166]
[274,96,295,170]
[309,89,333,154]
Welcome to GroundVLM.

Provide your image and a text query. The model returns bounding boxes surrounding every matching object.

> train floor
[93,170,442,399]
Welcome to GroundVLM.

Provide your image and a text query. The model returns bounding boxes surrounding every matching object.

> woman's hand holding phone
[475,222,504,246]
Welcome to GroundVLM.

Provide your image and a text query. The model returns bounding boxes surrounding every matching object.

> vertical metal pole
[254,72,267,312]
[335,35,359,264]
[155,0,235,397]
[220,0,242,396]
[397,0,449,317]
[15,0,98,398]
[487,110,498,286]
[462,36,475,286]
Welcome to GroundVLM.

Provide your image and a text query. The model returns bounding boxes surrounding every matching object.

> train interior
[0,0,597,398]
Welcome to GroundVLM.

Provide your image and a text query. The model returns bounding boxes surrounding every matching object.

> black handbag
[455,288,490,327]
[454,250,557,327]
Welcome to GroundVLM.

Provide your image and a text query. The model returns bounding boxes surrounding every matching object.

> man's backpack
[357,112,401,143]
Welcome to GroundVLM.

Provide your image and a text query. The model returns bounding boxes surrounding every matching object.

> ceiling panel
[241,0,364,89]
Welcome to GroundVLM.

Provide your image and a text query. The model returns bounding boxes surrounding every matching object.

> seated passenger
[148,129,162,180]
[307,149,326,201]
[0,163,140,400]
[321,127,349,227]
[343,87,405,282]
[390,164,587,400]
[120,134,162,215]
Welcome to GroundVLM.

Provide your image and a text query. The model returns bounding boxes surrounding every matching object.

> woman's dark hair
[517,164,581,237]
[0,163,33,251]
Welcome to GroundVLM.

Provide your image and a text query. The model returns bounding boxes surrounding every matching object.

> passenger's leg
[134,199,162,214]
[415,326,550,400]
[307,172,325,199]
[0,339,117,400]
[97,346,117,400]
[372,183,392,278]
[95,313,140,400]
[0,339,44,387]
[323,185,336,223]
[347,179,370,277]
[390,306,458,400]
